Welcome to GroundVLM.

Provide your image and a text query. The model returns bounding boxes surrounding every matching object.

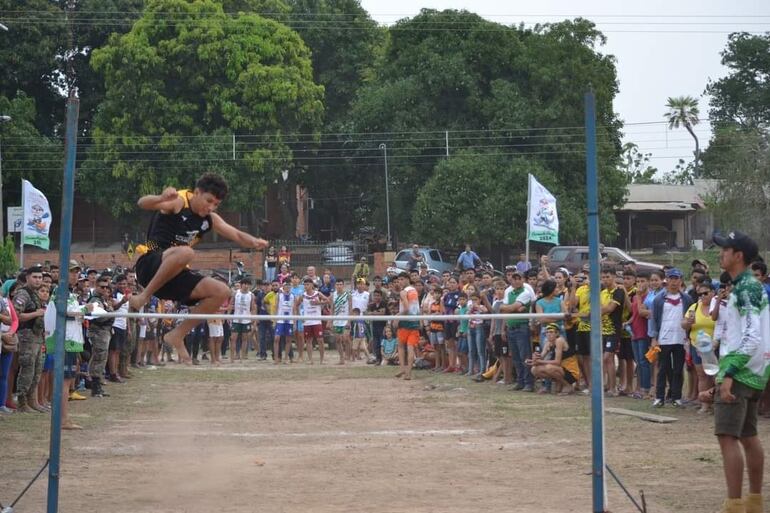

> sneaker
[0,406,14,414]
[69,391,88,401]
[511,383,525,391]
[522,385,534,392]
[652,398,664,408]
[673,399,685,408]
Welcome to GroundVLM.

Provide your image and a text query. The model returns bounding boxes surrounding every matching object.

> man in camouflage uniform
[87,275,114,397]
[13,265,47,412]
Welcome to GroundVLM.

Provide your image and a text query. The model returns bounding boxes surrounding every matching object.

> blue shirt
[456,251,480,270]
[516,260,532,273]
[381,337,398,355]
[644,288,665,336]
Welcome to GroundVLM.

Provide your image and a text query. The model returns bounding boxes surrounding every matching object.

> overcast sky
[360,0,770,174]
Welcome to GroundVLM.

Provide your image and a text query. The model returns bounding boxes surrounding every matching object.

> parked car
[546,246,663,274]
[393,248,455,274]
[322,242,356,265]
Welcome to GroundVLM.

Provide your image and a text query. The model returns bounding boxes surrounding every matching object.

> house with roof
[615,179,718,251]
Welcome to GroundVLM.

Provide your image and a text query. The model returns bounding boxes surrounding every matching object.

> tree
[0,235,18,279]
[706,33,770,128]
[349,12,625,243]
[664,95,701,176]
[79,0,324,233]
[620,142,658,184]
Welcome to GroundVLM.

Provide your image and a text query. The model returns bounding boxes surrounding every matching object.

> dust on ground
[2,360,768,513]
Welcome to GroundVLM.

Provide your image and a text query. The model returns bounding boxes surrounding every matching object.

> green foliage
[0,93,63,204]
[350,12,625,243]
[707,33,770,127]
[620,143,657,184]
[0,235,17,279]
[79,0,324,216]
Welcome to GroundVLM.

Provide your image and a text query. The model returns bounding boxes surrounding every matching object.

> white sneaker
[652,399,664,408]
[673,399,685,408]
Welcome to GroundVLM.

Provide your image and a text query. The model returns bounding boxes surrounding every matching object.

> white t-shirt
[113,292,128,330]
[504,285,536,308]
[351,290,370,314]
[658,293,686,346]
[233,290,253,324]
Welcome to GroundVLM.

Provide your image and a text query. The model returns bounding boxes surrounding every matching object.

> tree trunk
[685,122,700,177]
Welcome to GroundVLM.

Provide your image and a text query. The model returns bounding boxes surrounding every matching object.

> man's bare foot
[62,421,83,430]
[394,371,405,378]
[162,333,192,364]
[128,292,148,311]
[336,361,345,365]
[403,375,412,380]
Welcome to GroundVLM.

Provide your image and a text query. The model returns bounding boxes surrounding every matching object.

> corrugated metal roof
[621,201,696,212]
[622,179,719,212]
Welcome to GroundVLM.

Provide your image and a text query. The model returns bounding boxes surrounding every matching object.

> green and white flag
[527,174,559,245]
[21,179,52,250]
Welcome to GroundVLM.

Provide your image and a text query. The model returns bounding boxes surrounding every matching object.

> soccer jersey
[332,290,350,327]
[399,285,420,330]
[600,287,624,336]
[276,292,294,324]
[575,284,591,332]
[302,292,323,326]
[233,290,253,325]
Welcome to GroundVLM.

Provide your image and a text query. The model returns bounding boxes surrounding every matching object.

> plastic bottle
[696,330,720,375]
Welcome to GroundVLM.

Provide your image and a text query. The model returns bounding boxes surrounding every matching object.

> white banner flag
[528,174,559,245]
[21,179,52,250]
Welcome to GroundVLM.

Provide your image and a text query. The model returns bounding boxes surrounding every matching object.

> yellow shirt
[687,302,716,346]
[263,291,277,315]
[575,285,591,332]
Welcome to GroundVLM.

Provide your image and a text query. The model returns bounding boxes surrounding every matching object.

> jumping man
[129,173,268,362]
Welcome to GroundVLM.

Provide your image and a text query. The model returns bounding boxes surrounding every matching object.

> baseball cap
[665,268,683,279]
[545,323,560,332]
[691,258,709,269]
[68,259,81,271]
[713,230,759,261]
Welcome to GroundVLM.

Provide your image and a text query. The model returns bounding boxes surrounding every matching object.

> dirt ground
[2,360,769,513]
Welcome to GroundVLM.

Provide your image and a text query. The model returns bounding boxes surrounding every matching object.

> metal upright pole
[585,90,606,513]
[525,173,531,267]
[46,94,79,513]
[379,143,392,250]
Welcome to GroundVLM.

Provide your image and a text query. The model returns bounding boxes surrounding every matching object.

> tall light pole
[0,115,11,240]
[378,143,392,250]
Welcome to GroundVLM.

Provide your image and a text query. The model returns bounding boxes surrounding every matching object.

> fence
[268,239,370,270]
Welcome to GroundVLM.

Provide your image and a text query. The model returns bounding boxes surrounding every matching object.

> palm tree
[664,96,701,176]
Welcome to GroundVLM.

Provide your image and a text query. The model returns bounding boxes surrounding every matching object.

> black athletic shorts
[136,251,204,305]
[602,335,619,354]
[493,334,508,358]
[443,321,458,340]
[109,327,127,351]
[576,330,591,356]
[618,338,634,360]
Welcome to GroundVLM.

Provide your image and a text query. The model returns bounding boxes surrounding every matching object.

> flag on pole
[21,179,52,250]
[527,174,559,245]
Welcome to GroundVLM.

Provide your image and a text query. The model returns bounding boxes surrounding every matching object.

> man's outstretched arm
[137,187,183,213]
[211,212,268,250]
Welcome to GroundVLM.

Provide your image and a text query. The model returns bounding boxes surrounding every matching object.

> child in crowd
[468,292,487,377]
[455,293,470,373]
[428,286,446,371]
[350,308,371,361]
[380,324,399,366]
[38,284,53,409]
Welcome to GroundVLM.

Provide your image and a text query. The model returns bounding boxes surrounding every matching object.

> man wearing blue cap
[710,231,768,513]
[649,267,693,408]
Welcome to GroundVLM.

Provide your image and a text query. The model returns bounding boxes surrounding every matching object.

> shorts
[275,323,293,337]
[602,335,618,354]
[64,351,78,380]
[109,327,127,351]
[304,324,323,339]
[428,331,444,345]
[208,322,224,338]
[136,251,204,305]
[576,331,591,356]
[443,322,458,340]
[690,343,703,365]
[457,335,469,354]
[44,354,54,372]
[618,339,634,360]
[493,334,508,357]
[397,328,420,347]
[714,380,763,438]
[561,355,580,385]
[232,323,251,334]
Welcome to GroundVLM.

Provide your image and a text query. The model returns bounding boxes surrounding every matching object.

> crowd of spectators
[2,249,770,430]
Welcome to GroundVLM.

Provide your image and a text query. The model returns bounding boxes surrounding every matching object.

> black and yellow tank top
[141,190,212,253]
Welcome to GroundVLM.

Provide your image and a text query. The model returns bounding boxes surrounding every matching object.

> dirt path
[2,363,769,512]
